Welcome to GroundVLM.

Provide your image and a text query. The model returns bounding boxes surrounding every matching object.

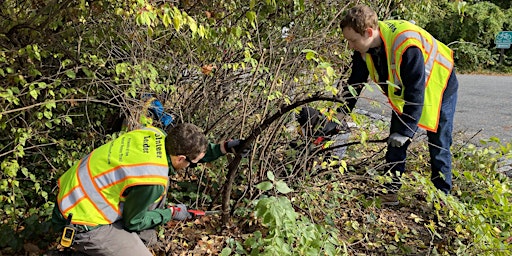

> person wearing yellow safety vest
[339,5,458,206]
[51,123,249,255]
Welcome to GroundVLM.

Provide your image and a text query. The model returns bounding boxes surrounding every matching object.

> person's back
[52,123,209,255]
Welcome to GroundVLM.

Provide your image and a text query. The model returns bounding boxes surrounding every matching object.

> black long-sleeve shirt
[344,46,425,138]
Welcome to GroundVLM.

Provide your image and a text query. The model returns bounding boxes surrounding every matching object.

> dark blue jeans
[385,71,458,194]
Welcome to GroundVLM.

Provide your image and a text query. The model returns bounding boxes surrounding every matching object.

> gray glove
[225,139,251,157]
[388,132,410,147]
[171,204,192,221]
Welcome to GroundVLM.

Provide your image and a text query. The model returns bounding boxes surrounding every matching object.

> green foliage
[1,0,511,254]
[504,8,512,31]
[397,138,512,255]
[228,196,344,256]
[449,40,496,72]
[423,1,509,71]
[462,2,505,46]
[255,171,294,194]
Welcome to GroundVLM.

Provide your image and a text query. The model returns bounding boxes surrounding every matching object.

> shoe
[379,193,399,206]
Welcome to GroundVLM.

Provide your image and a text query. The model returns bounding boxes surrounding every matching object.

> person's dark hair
[340,5,378,35]
[165,123,208,160]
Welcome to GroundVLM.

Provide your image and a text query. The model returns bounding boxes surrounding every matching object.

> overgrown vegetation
[1,0,511,255]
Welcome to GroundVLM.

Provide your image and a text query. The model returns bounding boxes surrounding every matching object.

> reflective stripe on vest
[365,20,454,132]
[57,126,169,226]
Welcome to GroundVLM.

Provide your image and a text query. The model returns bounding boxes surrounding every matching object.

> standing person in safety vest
[339,5,458,205]
[51,123,249,255]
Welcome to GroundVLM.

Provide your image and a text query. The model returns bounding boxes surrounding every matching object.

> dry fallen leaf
[201,64,216,75]
[408,213,424,223]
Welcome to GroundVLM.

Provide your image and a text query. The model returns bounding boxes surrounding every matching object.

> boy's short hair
[165,123,208,160]
[340,5,378,35]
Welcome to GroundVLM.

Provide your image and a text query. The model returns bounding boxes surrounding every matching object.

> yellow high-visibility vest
[365,20,454,132]
[57,126,169,226]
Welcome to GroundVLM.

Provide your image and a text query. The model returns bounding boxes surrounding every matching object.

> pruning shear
[187,209,222,218]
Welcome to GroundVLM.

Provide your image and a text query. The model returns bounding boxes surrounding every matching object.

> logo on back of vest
[384,21,397,33]
[143,135,151,154]
[155,133,163,158]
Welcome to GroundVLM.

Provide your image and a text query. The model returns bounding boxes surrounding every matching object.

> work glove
[224,139,251,157]
[170,204,192,221]
[387,132,410,147]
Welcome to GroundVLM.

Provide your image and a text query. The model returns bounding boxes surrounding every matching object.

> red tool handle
[187,209,205,217]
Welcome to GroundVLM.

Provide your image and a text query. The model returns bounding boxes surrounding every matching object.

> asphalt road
[355,74,512,145]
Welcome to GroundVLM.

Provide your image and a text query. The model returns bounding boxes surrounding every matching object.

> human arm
[391,46,425,138]
[198,142,225,163]
[341,52,370,113]
[122,185,173,232]
[199,139,251,162]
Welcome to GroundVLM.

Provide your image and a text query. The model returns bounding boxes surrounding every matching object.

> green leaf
[44,110,53,119]
[220,248,232,256]
[246,11,256,28]
[187,16,198,34]
[41,191,48,200]
[172,7,182,31]
[325,66,335,77]
[256,181,273,191]
[306,52,315,60]
[162,13,171,28]
[65,70,76,79]
[82,67,94,77]
[29,89,39,99]
[302,49,318,61]
[61,59,72,68]
[348,85,358,97]
[267,171,275,181]
[360,131,368,144]
[275,180,293,194]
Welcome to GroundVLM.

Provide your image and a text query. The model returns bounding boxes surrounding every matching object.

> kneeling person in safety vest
[52,123,249,255]
[340,5,458,206]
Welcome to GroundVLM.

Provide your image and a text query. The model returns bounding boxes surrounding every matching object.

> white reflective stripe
[78,153,120,223]
[394,32,432,55]
[141,126,165,136]
[423,35,438,80]
[59,186,85,212]
[391,31,436,84]
[95,165,168,189]
[436,53,453,69]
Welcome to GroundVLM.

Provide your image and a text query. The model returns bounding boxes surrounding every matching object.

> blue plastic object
[149,99,173,127]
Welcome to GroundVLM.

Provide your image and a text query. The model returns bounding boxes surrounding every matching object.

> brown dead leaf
[69,95,78,107]
[201,64,216,75]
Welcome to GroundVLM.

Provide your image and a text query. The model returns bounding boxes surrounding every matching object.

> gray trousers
[72,184,167,255]
[72,221,153,256]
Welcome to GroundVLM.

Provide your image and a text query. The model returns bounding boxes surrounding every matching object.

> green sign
[495,31,512,44]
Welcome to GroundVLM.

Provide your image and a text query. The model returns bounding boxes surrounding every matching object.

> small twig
[0,142,57,159]
[0,98,121,116]
[313,137,388,156]
[455,129,483,153]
